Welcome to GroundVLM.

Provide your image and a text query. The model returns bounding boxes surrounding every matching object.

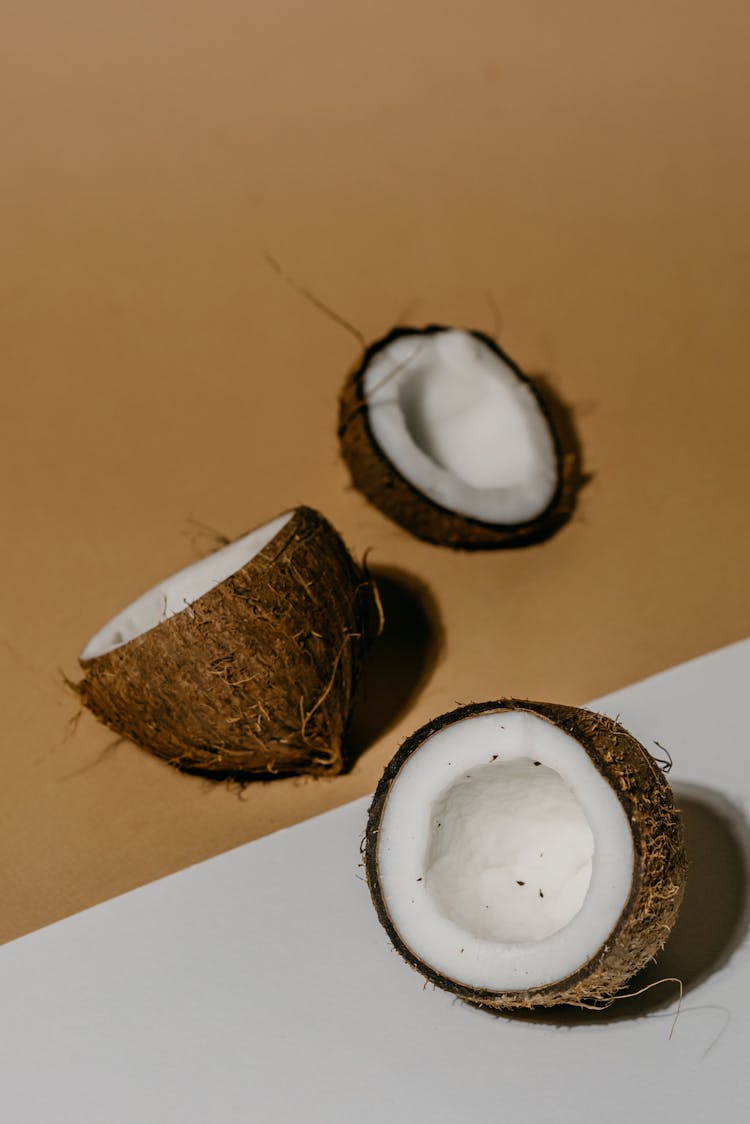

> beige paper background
[2,1,750,943]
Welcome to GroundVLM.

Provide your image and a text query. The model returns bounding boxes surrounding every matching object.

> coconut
[364,699,687,1009]
[76,506,380,778]
[338,326,580,549]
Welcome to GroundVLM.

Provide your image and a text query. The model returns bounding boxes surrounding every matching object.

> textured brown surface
[77,507,378,777]
[338,326,580,549]
[364,701,687,1008]
[2,3,750,944]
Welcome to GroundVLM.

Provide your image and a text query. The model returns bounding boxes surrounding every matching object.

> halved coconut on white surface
[339,326,580,548]
[365,700,686,1008]
[77,506,379,778]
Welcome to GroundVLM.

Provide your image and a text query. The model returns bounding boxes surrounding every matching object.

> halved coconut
[76,506,379,778]
[339,326,579,549]
[365,700,686,1008]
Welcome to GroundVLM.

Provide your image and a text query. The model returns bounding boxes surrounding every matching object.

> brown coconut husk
[338,326,581,550]
[76,506,380,778]
[364,699,687,1009]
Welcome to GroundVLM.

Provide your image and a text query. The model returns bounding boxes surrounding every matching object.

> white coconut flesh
[363,330,558,524]
[80,511,294,660]
[376,710,634,992]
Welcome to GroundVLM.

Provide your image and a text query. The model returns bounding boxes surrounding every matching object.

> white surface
[365,330,558,522]
[80,510,293,659]
[3,641,750,1123]
[377,710,633,986]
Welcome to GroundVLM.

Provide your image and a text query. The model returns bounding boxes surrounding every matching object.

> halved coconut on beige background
[339,326,580,549]
[365,699,686,1008]
[76,506,379,778]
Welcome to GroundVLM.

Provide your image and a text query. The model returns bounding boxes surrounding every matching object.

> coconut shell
[364,699,687,1009]
[338,326,580,550]
[77,506,380,778]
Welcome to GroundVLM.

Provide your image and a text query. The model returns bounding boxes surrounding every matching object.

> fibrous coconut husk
[76,507,380,778]
[338,325,581,550]
[364,699,687,1008]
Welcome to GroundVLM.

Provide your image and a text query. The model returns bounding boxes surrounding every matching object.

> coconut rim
[79,506,311,665]
[364,699,654,1005]
[342,326,569,535]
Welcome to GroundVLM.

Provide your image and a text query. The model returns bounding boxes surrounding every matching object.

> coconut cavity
[365,701,687,1007]
[77,507,379,778]
[365,330,556,522]
[339,327,579,548]
[425,759,594,944]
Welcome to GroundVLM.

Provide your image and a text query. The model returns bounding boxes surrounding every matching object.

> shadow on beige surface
[347,565,444,763]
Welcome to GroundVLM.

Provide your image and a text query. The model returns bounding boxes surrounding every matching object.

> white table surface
[2,641,749,1123]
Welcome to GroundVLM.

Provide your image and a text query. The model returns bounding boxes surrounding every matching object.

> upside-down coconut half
[339,326,579,549]
[365,700,686,1008]
[77,506,379,778]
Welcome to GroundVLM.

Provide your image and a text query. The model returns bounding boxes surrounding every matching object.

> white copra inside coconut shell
[364,331,558,523]
[426,759,594,943]
[80,511,293,660]
[376,711,633,992]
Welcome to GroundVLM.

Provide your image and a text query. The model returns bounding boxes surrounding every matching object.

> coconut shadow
[345,566,443,764]
[530,372,592,504]
[474,782,750,1027]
